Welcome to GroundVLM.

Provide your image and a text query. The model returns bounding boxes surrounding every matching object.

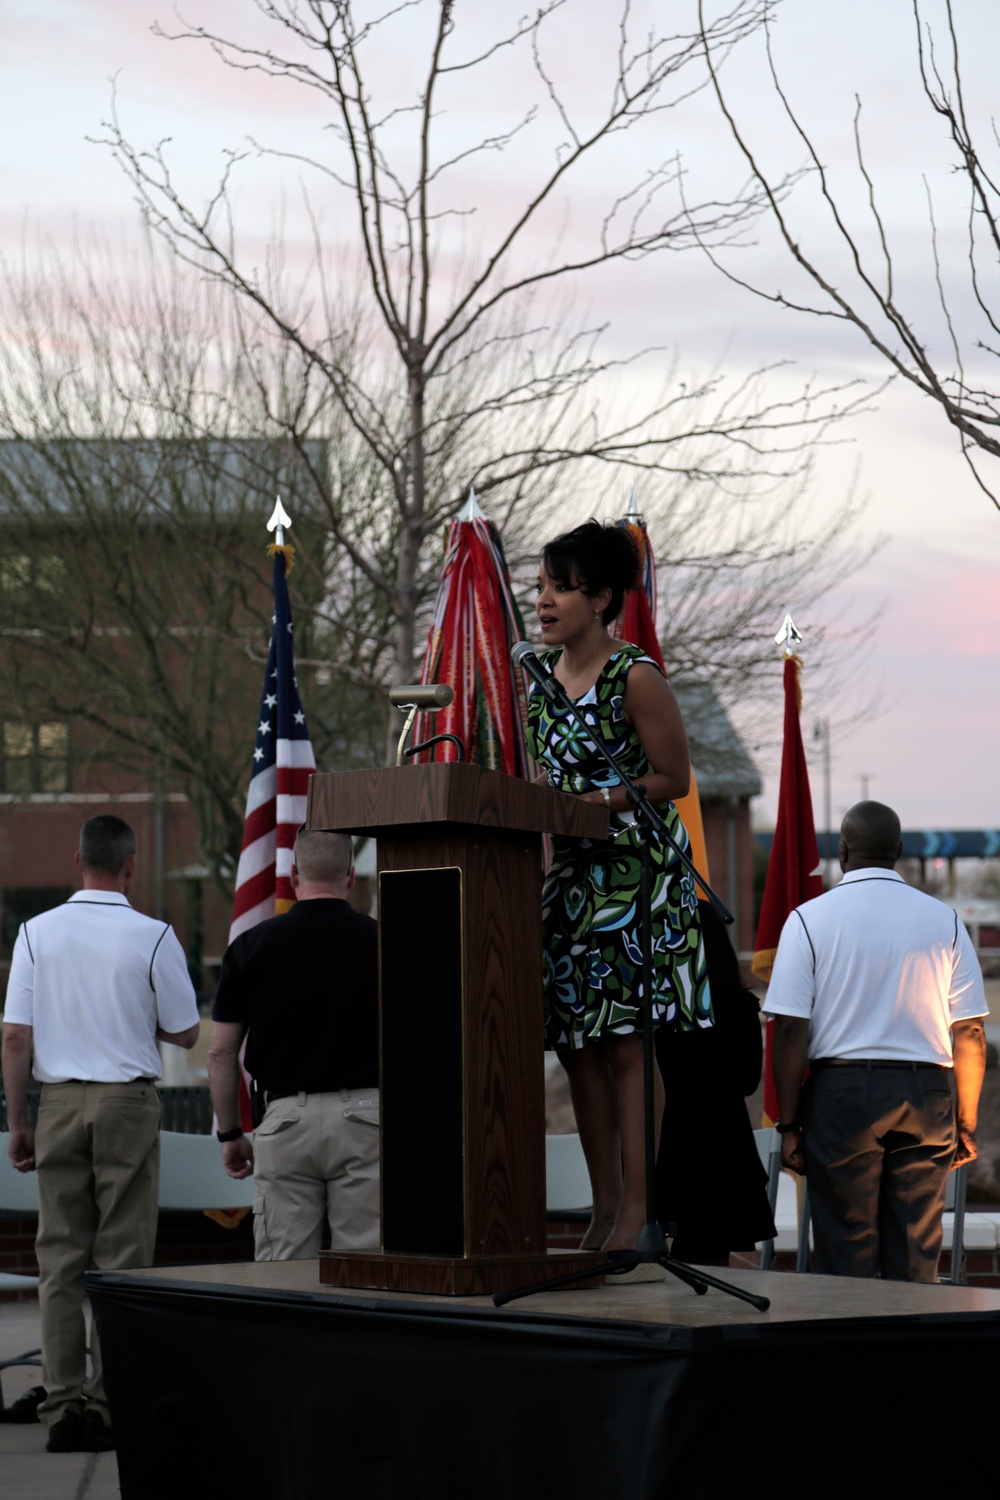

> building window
[2,887,73,954]
[0,722,70,793]
[0,552,67,599]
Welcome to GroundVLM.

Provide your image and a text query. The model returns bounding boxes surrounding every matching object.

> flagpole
[229,495,316,942]
[753,612,824,1127]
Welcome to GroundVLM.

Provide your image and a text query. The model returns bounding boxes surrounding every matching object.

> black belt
[56,1077,155,1085]
[811,1058,948,1072]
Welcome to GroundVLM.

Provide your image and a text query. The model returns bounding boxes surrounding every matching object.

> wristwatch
[775,1120,802,1135]
[216,1126,244,1143]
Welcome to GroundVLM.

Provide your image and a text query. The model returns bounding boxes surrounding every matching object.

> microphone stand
[495,655,769,1313]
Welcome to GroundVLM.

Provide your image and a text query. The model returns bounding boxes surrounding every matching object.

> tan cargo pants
[252,1087,380,1260]
[34,1079,161,1426]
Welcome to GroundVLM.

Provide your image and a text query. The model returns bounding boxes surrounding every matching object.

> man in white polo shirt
[764,800,987,1282]
[1,815,199,1453]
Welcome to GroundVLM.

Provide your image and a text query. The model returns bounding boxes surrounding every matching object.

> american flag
[229,549,316,941]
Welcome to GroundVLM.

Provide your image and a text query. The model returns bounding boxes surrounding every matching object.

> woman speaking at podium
[527,519,712,1253]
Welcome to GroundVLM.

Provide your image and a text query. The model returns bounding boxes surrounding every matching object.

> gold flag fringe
[751,944,778,985]
[787,652,803,713]
[267,542,296,574]
[203,1207,251,1230]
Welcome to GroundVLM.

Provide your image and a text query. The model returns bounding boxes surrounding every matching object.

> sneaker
[46,1409,84,1453]
[82,1407,115,1452]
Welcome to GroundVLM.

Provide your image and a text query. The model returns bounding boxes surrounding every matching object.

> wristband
[216,1126,244,1143]
[775,1120,802,1135]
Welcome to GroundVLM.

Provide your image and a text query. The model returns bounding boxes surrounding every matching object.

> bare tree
[0,232,878,877]
[697,0,1000,510]
[99,0,872,731]
[0,243,388,889]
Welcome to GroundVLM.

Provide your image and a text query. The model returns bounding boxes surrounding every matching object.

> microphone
[388,683,454,710]
[510,641,563,705]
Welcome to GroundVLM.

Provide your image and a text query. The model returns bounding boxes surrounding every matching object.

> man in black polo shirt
[208,830,379,1259]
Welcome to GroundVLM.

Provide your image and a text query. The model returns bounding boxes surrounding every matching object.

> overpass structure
[755,829,1000,861]
[753,830,1000,957]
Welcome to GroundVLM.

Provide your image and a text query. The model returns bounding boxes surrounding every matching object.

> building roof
[672,680,762,801]
[0,437,327,518]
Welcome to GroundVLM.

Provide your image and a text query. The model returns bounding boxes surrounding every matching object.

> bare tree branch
[696,0,1000,510]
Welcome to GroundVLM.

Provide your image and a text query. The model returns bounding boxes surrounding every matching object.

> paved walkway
[0,1296,119,1500]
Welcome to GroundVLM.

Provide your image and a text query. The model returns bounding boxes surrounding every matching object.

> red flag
[753,654,823,1121]
[414,505,531,777]
[614,516,711,886]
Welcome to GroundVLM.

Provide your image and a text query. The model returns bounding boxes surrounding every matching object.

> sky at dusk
[1,0,997,833]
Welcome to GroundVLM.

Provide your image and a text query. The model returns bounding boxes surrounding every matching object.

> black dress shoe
[46,1409,84,1452]
[82,1407,115,1452]
[0,1385,44,1424]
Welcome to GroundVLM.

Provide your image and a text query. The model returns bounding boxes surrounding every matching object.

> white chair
[0,1133,42,1412]
[0,1129,255,1414]
[545,1132,592,1215]
[796,1181,812,1272]
[0,1132,40,1293]
[942,1163,968,1285]
[0,1127,253,1236]
[157,1130,256,1211]
[752,1127,782,1271]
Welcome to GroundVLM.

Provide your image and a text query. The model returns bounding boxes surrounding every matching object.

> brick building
[0,436,329,1001]
[0,434,763,1000]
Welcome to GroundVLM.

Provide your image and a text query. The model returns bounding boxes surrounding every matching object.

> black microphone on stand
[510,640,564,705]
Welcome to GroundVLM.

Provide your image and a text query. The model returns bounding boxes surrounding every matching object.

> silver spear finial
[774,612,803,654]
[267,496,292,547]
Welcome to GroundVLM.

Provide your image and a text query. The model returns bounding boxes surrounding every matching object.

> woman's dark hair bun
[540,518,639,625]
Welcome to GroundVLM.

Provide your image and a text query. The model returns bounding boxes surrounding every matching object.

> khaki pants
[35,1080,161,1426]
[253,1088,380,1260]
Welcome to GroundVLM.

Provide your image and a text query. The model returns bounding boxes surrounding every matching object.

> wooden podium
[305,762,606,1295]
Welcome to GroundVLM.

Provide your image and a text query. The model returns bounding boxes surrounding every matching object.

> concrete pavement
[0,1296,120,1500]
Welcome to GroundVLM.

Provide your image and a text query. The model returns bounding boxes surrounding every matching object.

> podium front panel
[305,765,597,1288]
[379,866,465,1255]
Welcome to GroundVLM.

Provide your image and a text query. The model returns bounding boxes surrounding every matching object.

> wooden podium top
[306,762,608,840]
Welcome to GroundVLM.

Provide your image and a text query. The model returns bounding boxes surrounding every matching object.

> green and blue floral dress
[527,645,713,1050]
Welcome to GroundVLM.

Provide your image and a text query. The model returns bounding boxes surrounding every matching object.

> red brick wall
[0,795,233,997]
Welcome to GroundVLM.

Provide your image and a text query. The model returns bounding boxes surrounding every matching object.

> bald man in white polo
[764,801,987,1282]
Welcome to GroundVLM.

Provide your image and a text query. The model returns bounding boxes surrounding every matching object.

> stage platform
[89,1259,1000,1499]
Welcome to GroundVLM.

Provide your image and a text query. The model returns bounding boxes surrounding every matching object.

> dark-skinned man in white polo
[764,800,987,1282]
